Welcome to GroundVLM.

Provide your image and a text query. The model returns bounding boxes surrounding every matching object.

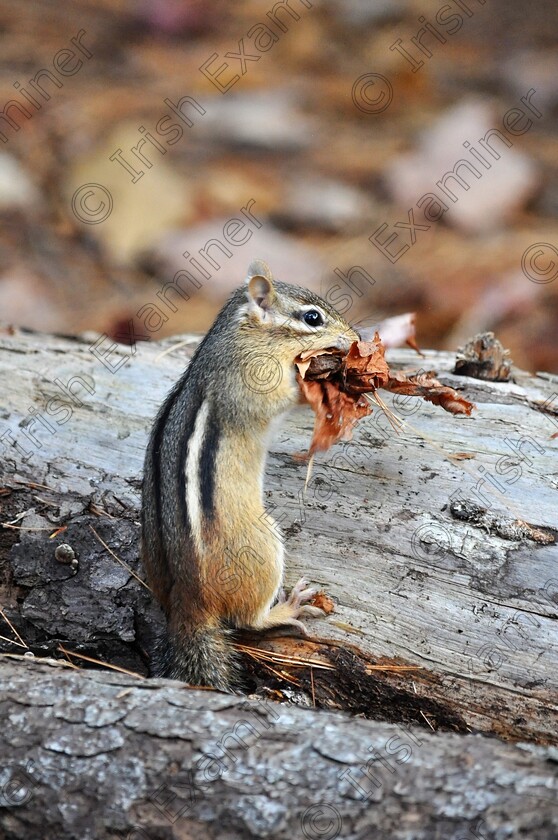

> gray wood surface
[1,328,557,747]
[0,657,557,840]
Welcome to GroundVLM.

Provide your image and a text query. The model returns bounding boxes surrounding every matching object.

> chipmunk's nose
[334,330,359,352]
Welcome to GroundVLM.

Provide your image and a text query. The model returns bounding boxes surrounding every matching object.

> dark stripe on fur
[141,381,183,609]
[142,370,205,614]
[159,376,206,619]
[199,402,220,522]
[151,380,182,534]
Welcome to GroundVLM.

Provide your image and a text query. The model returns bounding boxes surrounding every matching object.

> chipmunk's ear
[246,259,275,316]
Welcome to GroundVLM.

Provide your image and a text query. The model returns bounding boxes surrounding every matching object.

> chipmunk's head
[243,259,360,358]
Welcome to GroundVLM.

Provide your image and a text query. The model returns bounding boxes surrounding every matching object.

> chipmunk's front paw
[287,577,316,607]
[264,578,325,634]
[286,578,324,620]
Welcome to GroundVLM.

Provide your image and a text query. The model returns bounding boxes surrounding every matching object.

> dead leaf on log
[385,371,475,415]
[310,591,335,614]
[295,332,475,454]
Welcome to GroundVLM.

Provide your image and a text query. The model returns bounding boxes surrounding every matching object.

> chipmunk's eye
[302,309,324,327]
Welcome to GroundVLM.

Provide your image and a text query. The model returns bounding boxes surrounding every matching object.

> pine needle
[304,454,315,494]
[0,634,27,649]
[155,338,196,362]
[89,503,117,520]
[235,642,420,674]
[263,663,300,685]
[58,645,144,679]
[1,523,54,531]
[374,390,405,430]
[367,391,403,433]
[0,606,28,648]
[0,652,79,670]
[49,526,67,539]
[11,480,52,491]
[328,620,365,636]
[364,665,423,673]
[420,710,436,731]
[89,525,151,591]
[234,642,333,670]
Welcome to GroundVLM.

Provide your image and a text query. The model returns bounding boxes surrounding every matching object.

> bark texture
[0,658,557,840]
[0,327,557,836]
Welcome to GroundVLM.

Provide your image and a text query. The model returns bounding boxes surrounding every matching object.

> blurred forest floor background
[0,0,557,371]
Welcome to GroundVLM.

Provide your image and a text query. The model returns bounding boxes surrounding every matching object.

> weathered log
[0,657,557,840]
[0,327,557,751]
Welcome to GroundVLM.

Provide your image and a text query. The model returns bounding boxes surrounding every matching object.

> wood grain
[1,328,557,746]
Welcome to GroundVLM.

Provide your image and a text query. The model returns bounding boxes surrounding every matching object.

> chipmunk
[141,259,359,691]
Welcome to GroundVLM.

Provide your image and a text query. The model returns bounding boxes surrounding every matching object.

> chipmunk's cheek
[287,362,300,392]
[281,364,301,405]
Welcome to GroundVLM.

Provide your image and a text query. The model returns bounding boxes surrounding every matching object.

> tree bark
[0,327,557,753]
[0,657,557,840]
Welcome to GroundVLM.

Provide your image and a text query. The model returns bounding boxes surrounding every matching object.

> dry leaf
[342,335,391,395]
[310,591,335,615]
[295,331,475,455]
[297,376,371,454]
[384,371,474,416]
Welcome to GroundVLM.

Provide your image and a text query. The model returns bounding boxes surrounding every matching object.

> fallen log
[0,327,557,784]
[0,657,557,840]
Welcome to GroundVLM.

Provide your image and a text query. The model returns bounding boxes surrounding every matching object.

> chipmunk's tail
[153,622,239,692]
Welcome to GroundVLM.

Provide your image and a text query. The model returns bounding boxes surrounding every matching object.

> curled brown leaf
[295,332,475,454]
